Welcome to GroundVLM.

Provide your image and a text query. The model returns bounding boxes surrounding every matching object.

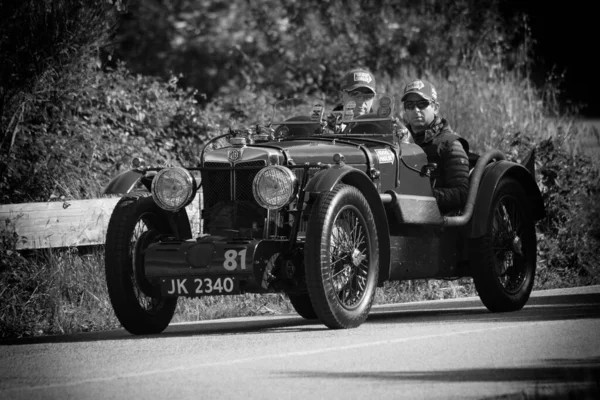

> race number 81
[223,249,247,271]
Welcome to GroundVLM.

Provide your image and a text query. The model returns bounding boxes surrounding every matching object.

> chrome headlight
[252,166,298,210]
[151,167,196,211]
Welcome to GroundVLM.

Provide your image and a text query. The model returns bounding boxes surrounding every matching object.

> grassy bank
[1,241,598,339]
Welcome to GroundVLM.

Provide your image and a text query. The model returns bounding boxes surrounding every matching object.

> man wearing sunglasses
[401,79,470,214]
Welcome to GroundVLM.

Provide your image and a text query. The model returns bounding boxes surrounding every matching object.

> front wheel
[105,195,177,334]
[472,178,537,312]
[287,293,318,320]
[305,184,379,329]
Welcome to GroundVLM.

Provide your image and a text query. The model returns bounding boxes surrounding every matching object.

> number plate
[160,276,239,297]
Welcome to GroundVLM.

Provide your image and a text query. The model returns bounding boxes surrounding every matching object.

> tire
[288,293,318,320]
[472,178,537,312]
[305,184,379,329]
[105,195,177,335]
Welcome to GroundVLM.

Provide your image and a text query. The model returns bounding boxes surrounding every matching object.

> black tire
[105,195,177,335]
[472,178,537,312]
[288,293,318,320]
[305,184,379,329]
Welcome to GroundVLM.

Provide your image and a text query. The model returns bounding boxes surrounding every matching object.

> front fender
[470,161,545,238]
[304,165,391,283]
[303,164,353,194]
[103,170,148,194]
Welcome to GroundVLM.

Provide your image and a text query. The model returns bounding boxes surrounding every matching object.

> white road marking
[2,323,527,393]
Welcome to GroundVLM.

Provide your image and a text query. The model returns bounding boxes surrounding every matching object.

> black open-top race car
[103,95,545,335]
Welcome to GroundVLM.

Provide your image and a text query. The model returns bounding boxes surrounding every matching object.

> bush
[496,128,600,287]
[0,59,227,203]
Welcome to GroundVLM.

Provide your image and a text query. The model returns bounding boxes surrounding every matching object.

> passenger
[401,79,469,214]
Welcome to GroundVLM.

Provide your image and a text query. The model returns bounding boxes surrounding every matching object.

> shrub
[497,127,600,287]
[0,59,227,204]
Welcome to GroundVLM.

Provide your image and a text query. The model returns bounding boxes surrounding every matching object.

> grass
[0,245,596,339]
[0,249,119,337]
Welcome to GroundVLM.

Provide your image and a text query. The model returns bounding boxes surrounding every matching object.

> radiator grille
[201,160,267,236]
[236,160,265,202]
[203,162,231,208]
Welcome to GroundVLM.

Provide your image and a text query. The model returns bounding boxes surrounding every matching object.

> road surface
[1,286,599,399]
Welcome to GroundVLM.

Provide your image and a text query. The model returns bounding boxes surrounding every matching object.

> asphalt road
[1,286,599,400]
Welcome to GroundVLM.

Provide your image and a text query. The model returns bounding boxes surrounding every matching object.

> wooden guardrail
[0,194,201,250]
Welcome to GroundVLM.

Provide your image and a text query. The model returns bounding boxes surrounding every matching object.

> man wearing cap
[327,68,377,132]
[338,67,377,117]
[401,79,469,214]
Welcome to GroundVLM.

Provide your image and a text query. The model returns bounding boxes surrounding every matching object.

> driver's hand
[393,118,413,144]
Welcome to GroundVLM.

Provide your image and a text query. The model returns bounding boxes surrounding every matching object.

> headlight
[151,167,196,211]
[252,166,298,210]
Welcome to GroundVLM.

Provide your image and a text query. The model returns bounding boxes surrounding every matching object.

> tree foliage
[112,0,526,100]
[0,1,218,203]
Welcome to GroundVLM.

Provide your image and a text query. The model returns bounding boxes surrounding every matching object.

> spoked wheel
[472,178,537,312]
[105,195,177,335]
[305,184,379,329]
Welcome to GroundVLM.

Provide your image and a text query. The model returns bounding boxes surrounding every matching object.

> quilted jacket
[409,116,470,213]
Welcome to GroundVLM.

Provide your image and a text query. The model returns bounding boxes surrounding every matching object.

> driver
[327,68,377,132]
[401,79,469,214]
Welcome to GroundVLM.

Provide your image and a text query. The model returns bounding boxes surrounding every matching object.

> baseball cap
[401,79,438,101]
[340,68,376,94]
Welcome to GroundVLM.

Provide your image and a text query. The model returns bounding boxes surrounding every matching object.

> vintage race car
[103,95,545,335]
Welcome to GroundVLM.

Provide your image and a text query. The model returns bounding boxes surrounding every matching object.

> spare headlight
[151,167,196,211]
[253,166,298,210]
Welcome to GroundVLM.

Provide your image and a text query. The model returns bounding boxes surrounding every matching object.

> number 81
[223,249,247,271]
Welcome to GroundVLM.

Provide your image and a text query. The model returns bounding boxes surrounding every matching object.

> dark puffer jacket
[409,116,470,213]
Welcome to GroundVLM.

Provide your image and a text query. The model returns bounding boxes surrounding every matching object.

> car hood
[203,138,369,166]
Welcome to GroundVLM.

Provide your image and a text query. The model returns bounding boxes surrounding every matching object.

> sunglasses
[404,100,432,110]
[345,90,375,101]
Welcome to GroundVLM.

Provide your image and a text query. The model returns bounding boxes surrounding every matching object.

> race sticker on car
[377,96,393,118]
[375,148,394,164]
[161,276,239,297]
[222,248,247,271]
[311,103,324,121]
[343,101,356,123]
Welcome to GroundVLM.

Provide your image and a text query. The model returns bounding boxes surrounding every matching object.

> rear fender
[103,170,154,194]
[304,166,391,283]
[470,161,545,238]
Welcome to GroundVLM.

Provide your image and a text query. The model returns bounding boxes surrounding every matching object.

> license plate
[161,276,239,297]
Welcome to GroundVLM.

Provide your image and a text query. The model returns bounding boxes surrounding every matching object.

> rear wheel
[472,178,537,312]
[305,184,379,329]
[105,195,177,335]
